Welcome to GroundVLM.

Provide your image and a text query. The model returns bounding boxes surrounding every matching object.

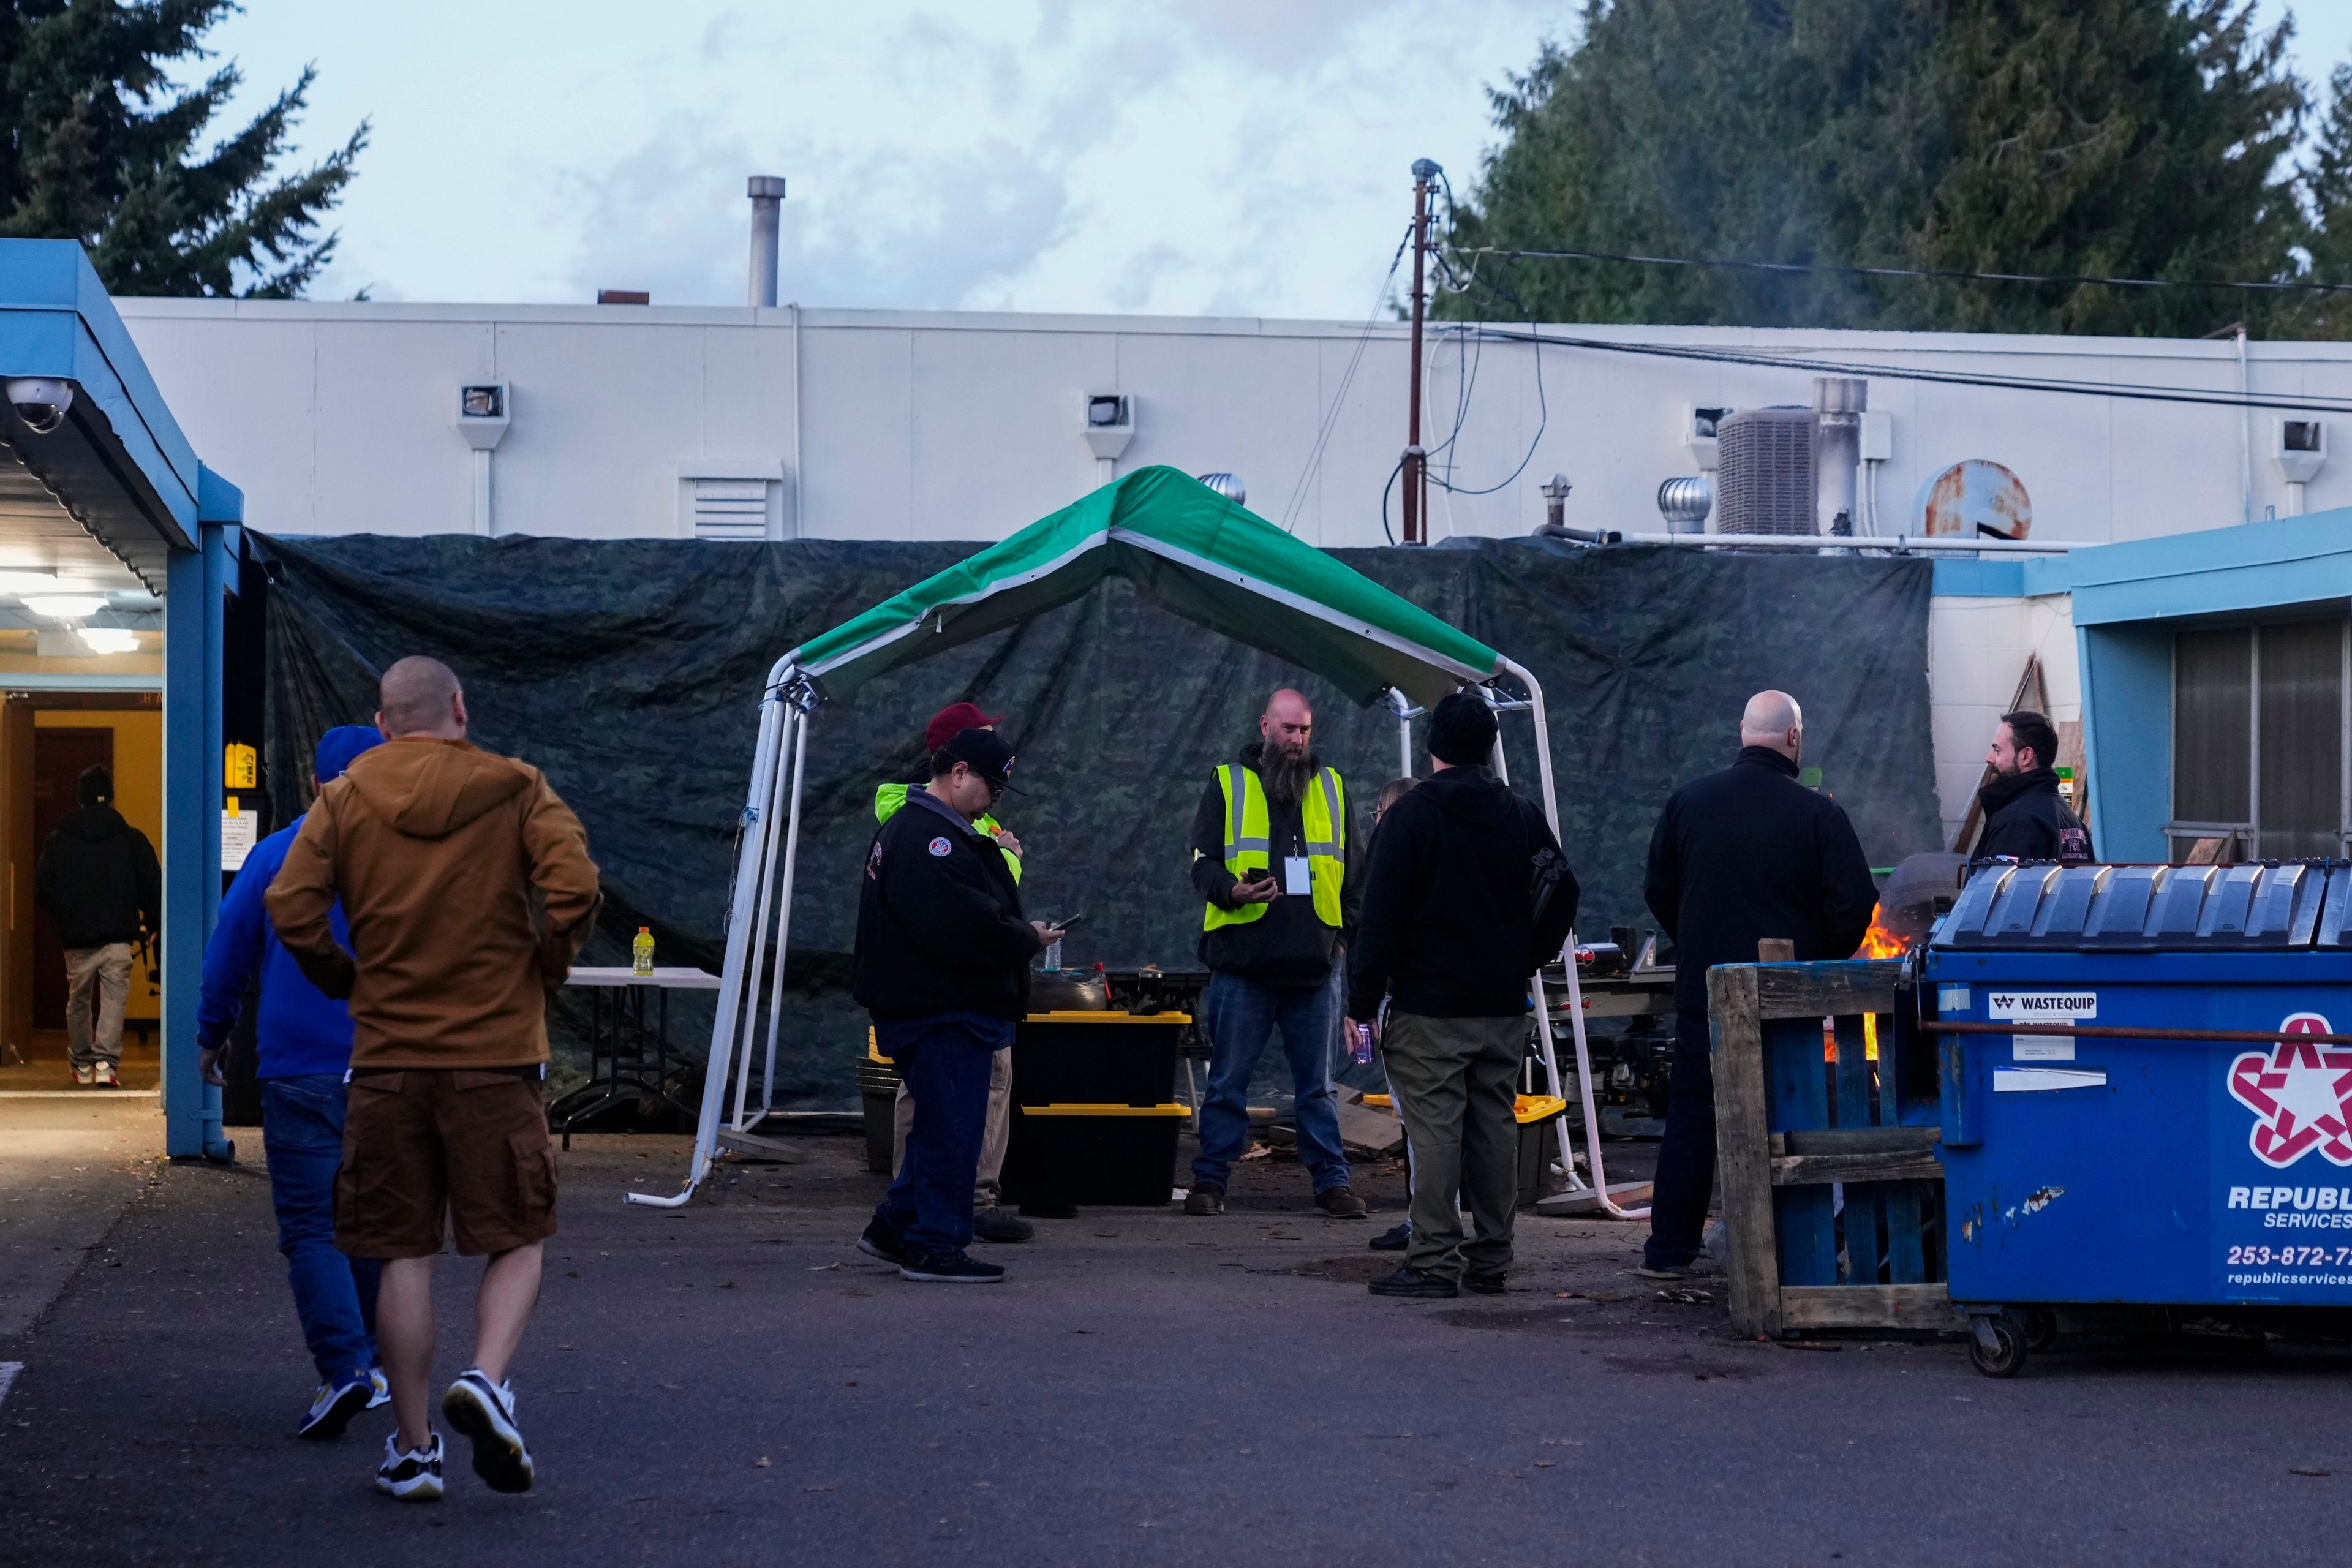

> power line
[1468,325,2352,414]
[1278,221,1415,533]
[1455,243,2352,297]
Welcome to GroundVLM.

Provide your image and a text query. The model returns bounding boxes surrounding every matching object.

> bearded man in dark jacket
[1975,709,2091,863]
[1349,691,1578,1298]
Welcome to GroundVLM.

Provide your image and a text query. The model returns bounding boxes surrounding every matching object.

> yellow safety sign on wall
[224,741,257,790]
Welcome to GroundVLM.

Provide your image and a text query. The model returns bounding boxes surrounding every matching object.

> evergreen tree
[1442,0,2307,337]
[0,1,366,298]
[2296,64,2352,339]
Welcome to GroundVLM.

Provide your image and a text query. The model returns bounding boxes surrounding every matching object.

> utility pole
[1402,159,1439,546]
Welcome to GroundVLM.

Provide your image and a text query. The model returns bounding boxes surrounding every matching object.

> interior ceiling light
[76,628,138,655]
[24,596,107,620]
[0,571,65,595]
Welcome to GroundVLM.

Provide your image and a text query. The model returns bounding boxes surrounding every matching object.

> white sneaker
[366,1367,390,1409]
[374,1431,444,1501]
[441,1369,533,1493]
[91,1062,119,1087]
[72,1065,94,1085]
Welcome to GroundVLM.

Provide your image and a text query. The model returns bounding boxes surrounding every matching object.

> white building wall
[115,300,2352,548]
[118,300,2239,846]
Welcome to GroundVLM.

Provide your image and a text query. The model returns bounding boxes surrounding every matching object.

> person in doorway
[1975,709,2091,863]
[854,729,1063,1283]
[875,701,1033,1239]
[1183,688,1367,1220]
[1349,693,1579,1298]
[198,725,388,1441]
[35,763,160,1088]
[1640,690,1877,1281]
[269,657,601,1502]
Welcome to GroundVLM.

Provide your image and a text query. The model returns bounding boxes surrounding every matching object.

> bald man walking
[1184,688,1367,1218]
[271,656,601,1500]
[1639,691,1875,1279]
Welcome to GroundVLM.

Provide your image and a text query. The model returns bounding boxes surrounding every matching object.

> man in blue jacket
[197,725,387,1439]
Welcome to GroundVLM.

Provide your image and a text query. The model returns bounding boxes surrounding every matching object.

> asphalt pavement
[4,1127,2350,1567]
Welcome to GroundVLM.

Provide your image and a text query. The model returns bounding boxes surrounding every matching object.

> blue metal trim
[196,464,244,524]
[2066,508,2352,626]
[0,241,203,526]
[159,524,229,1157]
[2079,623,2174,862]
[161,546,205,1156]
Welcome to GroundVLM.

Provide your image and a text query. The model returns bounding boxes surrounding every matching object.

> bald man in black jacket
[1639,690,1877,1278]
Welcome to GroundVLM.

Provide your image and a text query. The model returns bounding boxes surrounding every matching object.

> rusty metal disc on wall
[1914,458,2032,540]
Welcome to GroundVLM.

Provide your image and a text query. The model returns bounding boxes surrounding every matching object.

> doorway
[0,693,164,1087]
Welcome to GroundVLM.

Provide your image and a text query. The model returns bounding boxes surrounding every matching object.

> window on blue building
[2169,617,2348,861]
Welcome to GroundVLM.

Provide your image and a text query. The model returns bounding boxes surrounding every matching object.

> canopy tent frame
[627,468,1645,1219]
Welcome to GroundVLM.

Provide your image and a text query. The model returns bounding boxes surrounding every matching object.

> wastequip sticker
[2217,1012,2352,1298]
[1988,990,2096,1061]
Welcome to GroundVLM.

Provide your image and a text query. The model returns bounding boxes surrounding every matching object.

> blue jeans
[873,1014,1014,1261]
[1191,967,1351,1194]
[1645,1010,1716,1268]
[261,1074,381,1383]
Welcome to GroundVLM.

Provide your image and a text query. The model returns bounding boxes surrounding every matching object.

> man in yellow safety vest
[875,701,1034,1242]
[1182,687,1368,1219]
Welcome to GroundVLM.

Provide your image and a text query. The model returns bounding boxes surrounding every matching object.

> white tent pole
[755,698,813,1118]
[627,662,794,1208]
[731,701,800,1131]
[1498,656,1649,1222]
[1391,687,1414,781]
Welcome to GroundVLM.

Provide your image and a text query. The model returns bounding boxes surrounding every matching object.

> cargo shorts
[336,1068,558,1259]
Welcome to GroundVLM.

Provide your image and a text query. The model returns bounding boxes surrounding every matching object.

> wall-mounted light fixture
[456,383,511,536]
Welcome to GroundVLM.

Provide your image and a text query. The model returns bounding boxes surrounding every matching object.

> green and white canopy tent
[631,467,1642,1217]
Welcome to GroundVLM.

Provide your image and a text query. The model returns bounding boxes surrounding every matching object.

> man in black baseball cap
[853,729,1058,1283]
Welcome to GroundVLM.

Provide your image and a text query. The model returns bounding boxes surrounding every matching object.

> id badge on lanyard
[1283,855,1311,896]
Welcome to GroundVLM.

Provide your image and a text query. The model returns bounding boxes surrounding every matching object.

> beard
[1261,744,1317,804]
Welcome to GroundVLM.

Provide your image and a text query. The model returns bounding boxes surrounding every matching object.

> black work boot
[1183,1183,1226,1216]
[1368,1266,1458,1299]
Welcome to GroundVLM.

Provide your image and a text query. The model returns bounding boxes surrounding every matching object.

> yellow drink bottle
[631,927,655,977]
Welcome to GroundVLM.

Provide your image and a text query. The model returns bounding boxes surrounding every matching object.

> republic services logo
[2228,1013,2352,1169]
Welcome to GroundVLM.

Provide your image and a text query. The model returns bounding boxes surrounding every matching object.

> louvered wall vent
[676,460,789,541]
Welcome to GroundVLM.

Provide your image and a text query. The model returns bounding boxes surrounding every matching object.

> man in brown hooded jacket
[268,655,600,1502]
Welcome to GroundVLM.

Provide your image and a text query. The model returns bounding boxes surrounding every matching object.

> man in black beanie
[1348,690,1578,1298]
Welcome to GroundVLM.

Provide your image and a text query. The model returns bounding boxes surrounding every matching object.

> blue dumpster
[1923,861,2352,1375]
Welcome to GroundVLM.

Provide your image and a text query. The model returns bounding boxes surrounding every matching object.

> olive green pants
[1385,1012,1523,1284]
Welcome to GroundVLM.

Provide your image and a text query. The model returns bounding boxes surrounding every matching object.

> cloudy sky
[202,0,2352,318]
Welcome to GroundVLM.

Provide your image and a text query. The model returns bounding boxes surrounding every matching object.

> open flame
[1825,902,1911,1063]
[1856,901,1909,960]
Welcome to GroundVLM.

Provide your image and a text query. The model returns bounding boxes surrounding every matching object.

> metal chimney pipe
[1814,377,1866,538]
[747,175,786,308]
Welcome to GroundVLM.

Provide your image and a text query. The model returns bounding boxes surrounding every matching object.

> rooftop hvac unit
[1716,407,1817,535]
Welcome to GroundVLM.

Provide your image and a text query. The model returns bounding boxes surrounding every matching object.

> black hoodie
[36,803,160,951]
[1346,764,1578,1020]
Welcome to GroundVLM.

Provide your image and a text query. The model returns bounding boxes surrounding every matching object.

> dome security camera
[6,378,72,435]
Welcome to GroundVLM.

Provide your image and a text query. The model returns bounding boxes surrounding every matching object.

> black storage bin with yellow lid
[1004,1102,1186,1207]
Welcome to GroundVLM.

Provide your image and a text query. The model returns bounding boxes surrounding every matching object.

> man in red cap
[873,702,1035,1241]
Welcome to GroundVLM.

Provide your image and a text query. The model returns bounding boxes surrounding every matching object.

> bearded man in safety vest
[1183,688,1368,1219]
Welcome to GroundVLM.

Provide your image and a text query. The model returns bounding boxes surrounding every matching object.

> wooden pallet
[1708,959,1957,1338]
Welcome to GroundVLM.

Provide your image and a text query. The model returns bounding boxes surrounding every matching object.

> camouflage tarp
[255,531,1940,1107]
